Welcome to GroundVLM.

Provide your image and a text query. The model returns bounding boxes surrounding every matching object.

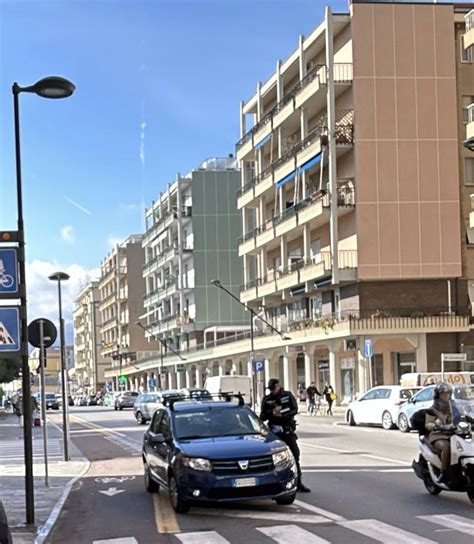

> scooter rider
[260,378,310,493]
[425,382,461,483]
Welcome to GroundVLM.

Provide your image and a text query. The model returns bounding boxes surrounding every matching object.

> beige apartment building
[73,280,108,394]
[99,235,159,389]
[29,346,74,394]
[105,1,474,407]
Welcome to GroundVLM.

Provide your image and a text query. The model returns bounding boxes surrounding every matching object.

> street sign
[0,307,20,353]
[364,338,373,358]
[148,378,156,388]
[253,360,265,373]
[28,318,57,348]
[441,353,467,362]
[176,364,185,372]
[119,375,127,384]
[0,249,19,298]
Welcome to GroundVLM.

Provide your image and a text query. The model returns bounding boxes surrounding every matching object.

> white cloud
[107,236,124,248]
[60,225,75,244]
[25,260,100,343]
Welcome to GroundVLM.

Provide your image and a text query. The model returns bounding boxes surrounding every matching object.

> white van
[400,372,474,388]
[204,375,253,405]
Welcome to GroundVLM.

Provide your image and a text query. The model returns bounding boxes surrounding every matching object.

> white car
[345,386,419,430]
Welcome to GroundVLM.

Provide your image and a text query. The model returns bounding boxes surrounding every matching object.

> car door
[370,388,392,424]
[154,411,173,485]
[409,387,434,420]
[354,389,377,423]
[145,410,163,481]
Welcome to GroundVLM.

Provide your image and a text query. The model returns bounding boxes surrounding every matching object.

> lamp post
[48,271,71,461]
[210,279,290,406]
[135,321,186,390]
[12,76,75,524]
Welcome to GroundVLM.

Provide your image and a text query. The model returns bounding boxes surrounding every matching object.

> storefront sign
[318,360,329,370]
[340,357,355,370]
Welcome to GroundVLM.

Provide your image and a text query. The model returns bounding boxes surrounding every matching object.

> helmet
[433,382,452,400]
[267,378,280,391]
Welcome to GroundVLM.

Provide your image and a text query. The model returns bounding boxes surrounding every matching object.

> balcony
[142,209,175,246]
[148,313,178,335]
[239,183,355,257]
[240,250,358,302]
[236,63,353,160]
[464,10,474,51]
[237,111,354,208]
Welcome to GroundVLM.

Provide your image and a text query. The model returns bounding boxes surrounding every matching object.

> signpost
[0,308,20,353]
[441,353,467,380]
[253,360,265,373]
[364,338,373,389]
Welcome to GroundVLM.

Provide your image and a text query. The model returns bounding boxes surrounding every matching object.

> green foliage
[0,358,21,384]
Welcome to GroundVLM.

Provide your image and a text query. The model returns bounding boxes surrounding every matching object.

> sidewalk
[0,409,88,544]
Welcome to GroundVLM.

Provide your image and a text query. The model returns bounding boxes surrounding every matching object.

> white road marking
[92,539,138,544]
[302,468,412,473]
[299,441,408,466]
[257,524,331,543]
[417,514,474,536]
[294,499,346,521]
[98,487,125,497]
[190,508,330,524]
[176,531,230,544]
[337,519,437,544]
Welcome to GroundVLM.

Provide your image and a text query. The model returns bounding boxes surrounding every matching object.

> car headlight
[272,449,292,470]
[182,456,212,471]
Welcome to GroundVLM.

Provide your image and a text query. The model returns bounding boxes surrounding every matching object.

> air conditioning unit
[344,338,358,351]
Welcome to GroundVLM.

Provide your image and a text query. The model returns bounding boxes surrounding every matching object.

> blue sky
[0,0,349,269]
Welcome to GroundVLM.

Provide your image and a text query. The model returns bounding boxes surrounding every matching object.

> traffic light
[0,231,20,243]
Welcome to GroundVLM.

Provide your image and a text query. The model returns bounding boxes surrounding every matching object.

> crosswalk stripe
[92,538,138,544]
[337,519,437,543]
[176,531,230,544]
[294,499,346,521]
[257,524,330,543]
[417,514,474,536]
[191,508,329,524]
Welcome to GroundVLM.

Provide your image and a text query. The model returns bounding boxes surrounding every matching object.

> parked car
[133,389,186,423]
[397,383,474,432]
[179,388,212,400]
[142,397,297,513]
[35,392,59,410]
[345,386,419,429]
[86,395,98,406]
[114,391,139,410]
[103,392,120,407]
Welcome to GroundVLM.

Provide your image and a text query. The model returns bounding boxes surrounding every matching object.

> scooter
[412,414,474,504]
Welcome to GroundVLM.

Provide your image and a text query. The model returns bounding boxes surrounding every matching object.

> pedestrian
[306,382,322,416]
[14,395,23,426]
[323,382,336,416]
[260,378,310,493]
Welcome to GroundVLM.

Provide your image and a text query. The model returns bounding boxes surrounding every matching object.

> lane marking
[294,499,346,521]
[153,491,180,534]
[190,508,330,524]
[257,524,331,543]
[337,519,437,544]
[417,514,474,536]
[299,441,408,466]
[302,468,412,473]
[176,531,230,544]
[93,539,139,544]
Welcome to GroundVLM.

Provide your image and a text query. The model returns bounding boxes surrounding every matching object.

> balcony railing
[237,111,354,198]
[236,64,353,152]
[468,104,474,124]
[466,9,474,32]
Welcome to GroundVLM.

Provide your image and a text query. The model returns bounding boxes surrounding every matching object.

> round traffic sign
[28,318,57,348]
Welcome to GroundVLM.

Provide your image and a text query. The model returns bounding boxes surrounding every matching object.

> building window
[467,226,474,245]
[465,158,474,185]
[288,300,307,323]
[310,294,323,317]
[461,39,472,63]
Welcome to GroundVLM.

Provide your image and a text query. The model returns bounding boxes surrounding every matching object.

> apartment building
[141,157,246,386]
[105,1,474,406]
[29,346,74,394]
[73,280,108,394]
[99,235,158,385]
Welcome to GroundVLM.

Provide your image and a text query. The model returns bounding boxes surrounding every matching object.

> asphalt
[42,406,474,543]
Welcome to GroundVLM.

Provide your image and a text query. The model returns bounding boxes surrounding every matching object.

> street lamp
[48,271,71,462]
[210,279,290,406]
[12,76,75,524]
[135,320,186,390]
[464,137,474,152]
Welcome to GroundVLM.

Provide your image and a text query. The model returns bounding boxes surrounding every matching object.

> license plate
[233,477,257,488]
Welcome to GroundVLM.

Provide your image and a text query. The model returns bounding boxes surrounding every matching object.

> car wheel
[382,411,395,430]
[424,479,442,496]
[144,462,159,493]
[136,411,145,425]
[275,493,296,505]
[119,405,123,411]
[347,410,356,426]
[398,413,410,433]
[169,474,190,513]
[114,404,118,411]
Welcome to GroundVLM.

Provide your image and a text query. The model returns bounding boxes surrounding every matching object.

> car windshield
[173,407,265,439]
[400,388,418,399]
[45,394,56,400]
[454,385,474,401]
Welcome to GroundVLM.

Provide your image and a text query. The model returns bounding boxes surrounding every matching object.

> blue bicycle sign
[0,249,18,296]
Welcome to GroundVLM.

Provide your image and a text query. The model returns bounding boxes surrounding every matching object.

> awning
[298,152,322,174]
[276,170,296,188]
[290,284,305,297]
[314,275,332,289]
[255,134,271,150]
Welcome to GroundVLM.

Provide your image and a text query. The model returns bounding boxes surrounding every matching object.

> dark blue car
[142,398,297,513]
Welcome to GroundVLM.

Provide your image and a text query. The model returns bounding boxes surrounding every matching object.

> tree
[0,358,21,384]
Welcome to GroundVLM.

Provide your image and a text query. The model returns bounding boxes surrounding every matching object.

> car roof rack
[163,392,245,411]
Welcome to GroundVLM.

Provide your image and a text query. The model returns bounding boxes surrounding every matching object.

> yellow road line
[153,492,180,534]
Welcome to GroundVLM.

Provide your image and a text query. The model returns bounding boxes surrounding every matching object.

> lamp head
[210,279,221,287]
[16,76,76,99]
[464,137,474,152]
[48,271,70,282]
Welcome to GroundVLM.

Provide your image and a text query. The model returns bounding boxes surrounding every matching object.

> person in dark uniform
[260,378,310,493]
